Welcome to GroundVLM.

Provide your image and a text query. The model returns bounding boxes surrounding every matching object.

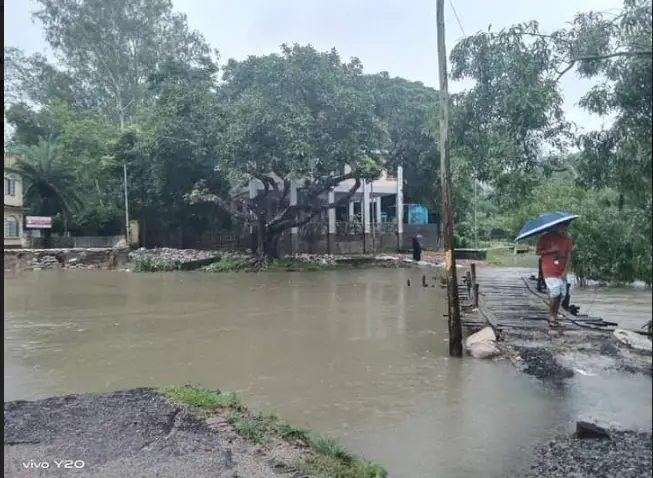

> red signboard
[25,216,53,229]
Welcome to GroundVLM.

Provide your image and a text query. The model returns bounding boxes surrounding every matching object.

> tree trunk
[255,216,266,261]
[253,223,282,264]
[255,228,281,261]
[250,230,259,255]
[263,230,281,260]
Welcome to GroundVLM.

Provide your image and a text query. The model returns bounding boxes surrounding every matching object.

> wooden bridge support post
[473,283,479,308]
[436,0,463,357]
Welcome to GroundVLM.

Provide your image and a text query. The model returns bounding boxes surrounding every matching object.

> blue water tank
[407,205,428,225]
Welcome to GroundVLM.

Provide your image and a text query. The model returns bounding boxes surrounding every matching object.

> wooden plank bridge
[459,265,620,333]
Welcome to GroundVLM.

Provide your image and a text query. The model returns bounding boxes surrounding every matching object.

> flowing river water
[4,268,652,478]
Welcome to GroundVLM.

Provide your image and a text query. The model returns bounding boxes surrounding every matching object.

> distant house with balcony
[212,160,444,254]
[234,165,404,225]
[4,154,25,249]
[231,164,411,251]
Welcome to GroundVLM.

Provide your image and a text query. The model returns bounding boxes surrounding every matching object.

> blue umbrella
[515,211,579,242]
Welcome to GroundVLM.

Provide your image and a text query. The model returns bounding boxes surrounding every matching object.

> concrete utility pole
[123,163,130,244]
[436,0,463,357]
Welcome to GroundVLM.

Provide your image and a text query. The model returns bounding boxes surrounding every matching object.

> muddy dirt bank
[3,387,384,478]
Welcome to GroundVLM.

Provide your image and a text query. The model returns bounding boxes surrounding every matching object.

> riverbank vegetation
[4,0,650,283]
[161,385,387,478]
[129,249,409,273]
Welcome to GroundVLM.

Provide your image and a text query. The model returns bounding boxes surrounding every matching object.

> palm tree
[14,137,83,231]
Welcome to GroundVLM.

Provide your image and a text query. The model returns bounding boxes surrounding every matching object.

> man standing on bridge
[536,223,573,328]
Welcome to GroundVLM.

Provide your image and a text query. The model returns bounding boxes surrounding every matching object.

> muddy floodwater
[4,269,652,478]
[571,285,652,332]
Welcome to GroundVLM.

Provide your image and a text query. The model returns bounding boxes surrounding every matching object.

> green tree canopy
[14,138,83,226]
[6,0,212,127]
[366,73,440,215]
[449,0,651,209]
[190,44,387,259]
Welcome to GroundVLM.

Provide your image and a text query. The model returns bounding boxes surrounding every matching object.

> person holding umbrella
[536,223,573,327]
[515,212,578,328]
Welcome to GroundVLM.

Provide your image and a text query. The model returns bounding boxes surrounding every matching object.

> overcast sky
[5,0,621,132]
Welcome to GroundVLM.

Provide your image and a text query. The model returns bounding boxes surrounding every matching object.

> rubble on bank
[128,247,222,271]
[292,253,418,268]
[200,253,422,273]
[5,246,454,273]
[128,247,221,265]
[127,249,427,273]
[4,248,129,271]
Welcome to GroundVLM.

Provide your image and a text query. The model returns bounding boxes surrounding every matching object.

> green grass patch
[309,435,356,463]
[276,421,310,440]
[293,452,388,478]
[291,433,388,477]
[233,414,268,443]
[160,384,387,478]
[486,247,539,268]
[160,385,244,413]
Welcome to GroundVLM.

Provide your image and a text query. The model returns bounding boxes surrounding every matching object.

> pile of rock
[527,426,652,478]
[129,247,220,264]
[128,248,222,271]
[465,326,502,359]
[5,248,128,271]
[290,253,339,266]
[30,254,61,270]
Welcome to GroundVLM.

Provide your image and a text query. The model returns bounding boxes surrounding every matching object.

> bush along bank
[161,385,387,478]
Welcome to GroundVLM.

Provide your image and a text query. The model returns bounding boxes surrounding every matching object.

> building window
[4,177,16,196]
[4,216,20,238]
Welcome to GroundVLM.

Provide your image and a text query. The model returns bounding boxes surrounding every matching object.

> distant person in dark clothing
[412,234,423,261]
